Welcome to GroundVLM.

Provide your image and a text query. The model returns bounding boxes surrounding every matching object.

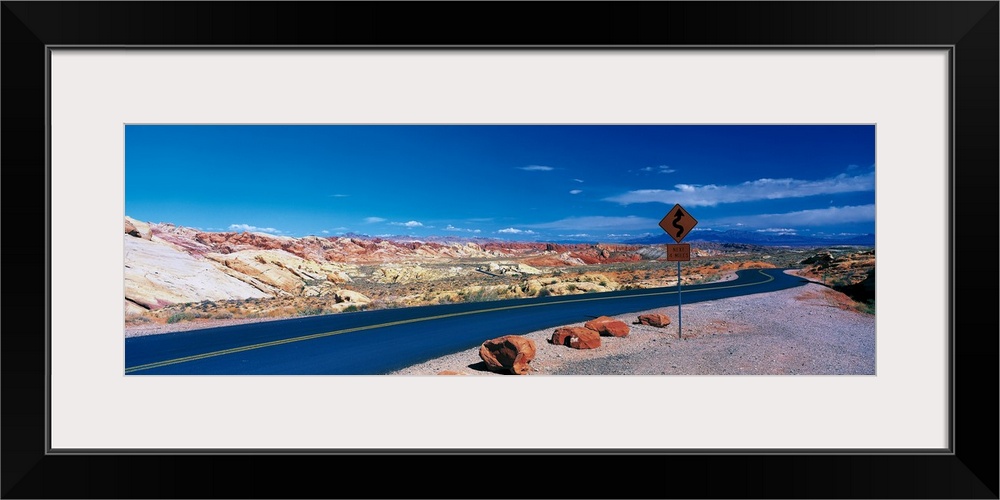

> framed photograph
[4,2,996,498]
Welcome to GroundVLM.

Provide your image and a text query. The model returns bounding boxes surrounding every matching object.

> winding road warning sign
[659,204,698,243]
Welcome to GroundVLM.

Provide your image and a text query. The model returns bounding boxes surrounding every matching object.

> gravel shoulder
[388,270,876,376]
[124,316,287,338]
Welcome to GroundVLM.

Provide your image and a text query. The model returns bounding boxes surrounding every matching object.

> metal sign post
[677,260,682,339]
[667,244,690,339]
[660,204,697,340]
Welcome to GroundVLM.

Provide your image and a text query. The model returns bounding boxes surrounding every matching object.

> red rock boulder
[584,316,631,337]
[636,313,672,328]
[479,335,537,374]
[550,327,601,349]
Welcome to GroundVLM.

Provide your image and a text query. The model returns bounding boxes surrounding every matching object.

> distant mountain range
[340,230,875,248]
[626,229,875,247]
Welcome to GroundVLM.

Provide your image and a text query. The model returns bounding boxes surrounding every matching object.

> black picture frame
[3,2,997,498]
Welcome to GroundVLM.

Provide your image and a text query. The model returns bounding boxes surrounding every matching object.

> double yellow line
[125,269,776,373]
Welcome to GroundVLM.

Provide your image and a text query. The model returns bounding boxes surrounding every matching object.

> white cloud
[640,165,676,174]
[569,189,583,195]
[518,165,554,171]
[328,194,350,198]
[712,204,875,229]
[572,178,584,183]
[391,220,424,228]
[498,227,536,234]
[605,172,875,207]
[363,217,386,224]
[526,215,659,232]
[444,224,481,233]
[229,223,280,234]
[321,230,329,234]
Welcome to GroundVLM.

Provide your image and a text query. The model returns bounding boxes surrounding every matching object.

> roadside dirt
[388,272,876,376]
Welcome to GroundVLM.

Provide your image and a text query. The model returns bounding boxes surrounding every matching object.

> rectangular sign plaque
[666,243,691,262]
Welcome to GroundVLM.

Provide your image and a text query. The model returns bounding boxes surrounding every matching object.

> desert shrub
[267,306,297,318]
[855,299,875,315]
[566,284,578,292]
[537,288,552,297]
[166,312,200,324]
[298,307,325,316]
[437,294,456,304]
[213,311,234,320]
[367,299,393,310]
[464,287,501,303]
[343,305,360,313]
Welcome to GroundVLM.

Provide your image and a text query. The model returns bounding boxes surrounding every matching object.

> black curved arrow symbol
[671,207,685,238]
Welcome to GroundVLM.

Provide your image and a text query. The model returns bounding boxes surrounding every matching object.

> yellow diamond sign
[659,204,698,244]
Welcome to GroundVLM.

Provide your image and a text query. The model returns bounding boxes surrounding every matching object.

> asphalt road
[125,268,811,375]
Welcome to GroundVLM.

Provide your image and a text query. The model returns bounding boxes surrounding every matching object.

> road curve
[125,268,811,375]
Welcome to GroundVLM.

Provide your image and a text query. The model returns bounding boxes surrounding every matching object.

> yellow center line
[125,269,777,373]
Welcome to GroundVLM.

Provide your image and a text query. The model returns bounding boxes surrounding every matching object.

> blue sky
[125,125,875,243]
